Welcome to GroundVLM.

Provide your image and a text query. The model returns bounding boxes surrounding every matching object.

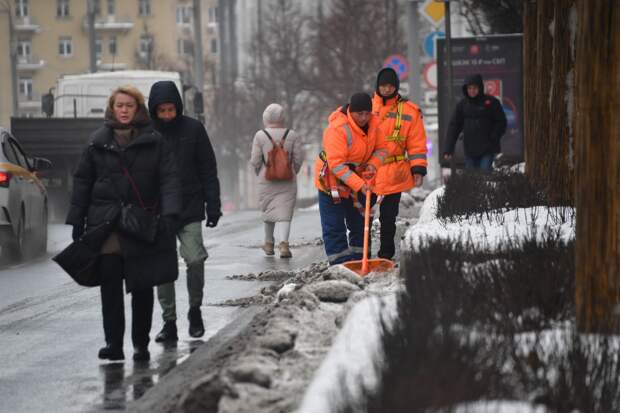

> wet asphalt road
[0,208,323,413]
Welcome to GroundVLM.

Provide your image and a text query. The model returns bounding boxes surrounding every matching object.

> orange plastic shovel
[342,186,395,276]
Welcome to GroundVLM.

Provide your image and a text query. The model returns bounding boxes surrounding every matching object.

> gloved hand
[72,224,85,242]
[206,213,221,228]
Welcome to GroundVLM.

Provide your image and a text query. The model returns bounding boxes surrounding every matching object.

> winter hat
[377,68,399,87]
[262,103,286,127]
[349,92,372,113]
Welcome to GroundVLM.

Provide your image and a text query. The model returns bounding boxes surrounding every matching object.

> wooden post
[574,1,620,333]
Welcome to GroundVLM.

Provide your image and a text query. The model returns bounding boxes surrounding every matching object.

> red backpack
[263,129,294,181]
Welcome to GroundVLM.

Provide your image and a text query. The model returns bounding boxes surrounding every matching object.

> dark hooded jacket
[65,105,181,292]
[148,81,221,227]
[445,74,507,158]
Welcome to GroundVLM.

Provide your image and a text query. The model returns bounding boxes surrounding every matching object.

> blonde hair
[107,85,145,110]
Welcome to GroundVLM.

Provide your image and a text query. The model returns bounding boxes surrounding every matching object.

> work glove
[206,213,221,228]
[72,224,85,242]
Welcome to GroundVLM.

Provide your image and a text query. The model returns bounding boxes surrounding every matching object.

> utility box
[436,34,524,167]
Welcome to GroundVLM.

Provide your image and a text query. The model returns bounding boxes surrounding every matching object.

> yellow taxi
[0,128,51,261]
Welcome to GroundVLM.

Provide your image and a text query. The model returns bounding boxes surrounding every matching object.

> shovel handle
[361,188,371,275]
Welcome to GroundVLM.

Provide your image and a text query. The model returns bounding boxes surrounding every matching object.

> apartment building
[0,0,219,125]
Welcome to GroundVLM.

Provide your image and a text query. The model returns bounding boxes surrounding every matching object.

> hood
[148,81,184,129]
[462,74,484,99]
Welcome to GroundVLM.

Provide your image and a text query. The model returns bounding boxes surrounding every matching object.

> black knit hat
[377,68,399,87]
[349,92,372,113]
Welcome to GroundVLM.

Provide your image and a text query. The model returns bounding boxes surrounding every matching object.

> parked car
[0,127,52,260]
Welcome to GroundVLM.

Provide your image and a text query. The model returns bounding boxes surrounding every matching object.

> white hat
[262,103,285,128]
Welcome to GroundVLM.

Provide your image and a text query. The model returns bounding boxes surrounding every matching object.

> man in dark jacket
[148,81,222,342]
[443,74,507,171]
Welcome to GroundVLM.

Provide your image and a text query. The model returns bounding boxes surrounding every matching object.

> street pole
[192,0,205,121]
[444,0,453,114]
[1,0,18,116]
[407,1,422,105]
[87,0,97,73]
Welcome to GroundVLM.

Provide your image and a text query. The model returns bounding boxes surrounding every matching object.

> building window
[107,0,115,16]
[90,0,101,16]
[17,39,31,61]
[58,36,72,57]
[18,77,33,99]
[177,38,194,56]
[109,36,117,55]
[208,6,217,23]
[56,0,70,18]
[139,35,153,58]
[176,5,191,25]
[95,37,102,60]
[138,0,151,16]
[210,38,217,54]
[15,0,28,17]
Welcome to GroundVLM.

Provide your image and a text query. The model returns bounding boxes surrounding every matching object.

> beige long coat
[250,128,304,222]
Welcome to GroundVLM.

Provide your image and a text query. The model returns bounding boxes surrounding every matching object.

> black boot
[188,306,205,338]
[133,347,150,362]
[155,321,178,343]
[98,345,125,361]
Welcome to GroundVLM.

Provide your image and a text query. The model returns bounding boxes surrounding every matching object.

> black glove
[72,224,85,242]
[206,213,221,228]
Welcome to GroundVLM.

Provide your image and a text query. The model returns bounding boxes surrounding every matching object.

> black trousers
[99,254,153,349]
[378,192,402,260]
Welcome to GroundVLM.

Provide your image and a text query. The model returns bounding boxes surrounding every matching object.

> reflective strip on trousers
[328,247,354,262]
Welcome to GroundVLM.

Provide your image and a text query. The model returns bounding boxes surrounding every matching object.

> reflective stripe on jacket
[372,93,428,195]
[314,106,385,198]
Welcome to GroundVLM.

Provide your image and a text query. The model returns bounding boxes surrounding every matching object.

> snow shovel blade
[342,258,394,276]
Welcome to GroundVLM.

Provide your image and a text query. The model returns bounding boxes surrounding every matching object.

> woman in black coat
[65,85,181,362]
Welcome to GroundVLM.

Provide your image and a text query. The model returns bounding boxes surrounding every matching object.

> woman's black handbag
[117,167,159,244]
[52,240,100,287]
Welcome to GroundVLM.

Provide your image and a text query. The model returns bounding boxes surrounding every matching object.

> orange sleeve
[406,105,428,170]
[366,116,389,171]
[323,125,365,192]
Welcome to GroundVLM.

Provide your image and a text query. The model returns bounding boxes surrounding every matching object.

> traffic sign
[423,31,445,58]
[383,54,409,81]
[423,62,437,89]
[421,0,445,27]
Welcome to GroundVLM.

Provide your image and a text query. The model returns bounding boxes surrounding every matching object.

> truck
[10,70,192,221]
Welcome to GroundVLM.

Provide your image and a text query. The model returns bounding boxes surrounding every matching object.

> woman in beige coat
[250,103,304,258]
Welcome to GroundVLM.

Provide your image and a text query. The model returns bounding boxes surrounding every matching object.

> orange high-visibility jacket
[314,106,386,198]
[371,93,428,195]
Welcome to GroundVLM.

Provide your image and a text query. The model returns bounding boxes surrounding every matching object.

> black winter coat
[445,74,507,158]
[148,81,221,227]
[66,124,181,292]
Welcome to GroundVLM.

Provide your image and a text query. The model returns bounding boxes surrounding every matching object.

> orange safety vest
[371,94,428,195]
[314,106,387,201]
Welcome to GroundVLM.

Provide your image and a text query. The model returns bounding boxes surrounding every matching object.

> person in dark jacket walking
[66,85,181,362]
[147,81,222,343]
[443,74,507,171]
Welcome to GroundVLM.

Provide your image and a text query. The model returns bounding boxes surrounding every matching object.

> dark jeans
[378,193,401,260]
[465,154,494,171]
[99,254,153,349]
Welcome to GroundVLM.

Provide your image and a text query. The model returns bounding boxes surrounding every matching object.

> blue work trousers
[318,191,367,265]
[464,154,494,171]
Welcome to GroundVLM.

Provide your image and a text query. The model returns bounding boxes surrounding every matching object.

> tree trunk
[523,0,575,205]
[574,1,620,333]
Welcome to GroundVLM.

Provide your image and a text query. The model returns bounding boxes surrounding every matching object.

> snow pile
[404,204,575,253]
[179,262,402,413]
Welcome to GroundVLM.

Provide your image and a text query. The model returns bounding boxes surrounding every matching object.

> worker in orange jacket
[372,68,428,260]
[314,92,387,265]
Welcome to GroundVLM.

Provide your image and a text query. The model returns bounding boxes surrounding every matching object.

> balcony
[17,55,45,71]
[14,16,41,33]
[83,15,134,32]
[17,92,41,111]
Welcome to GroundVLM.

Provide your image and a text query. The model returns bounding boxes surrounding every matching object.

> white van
[53,70,182,118]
